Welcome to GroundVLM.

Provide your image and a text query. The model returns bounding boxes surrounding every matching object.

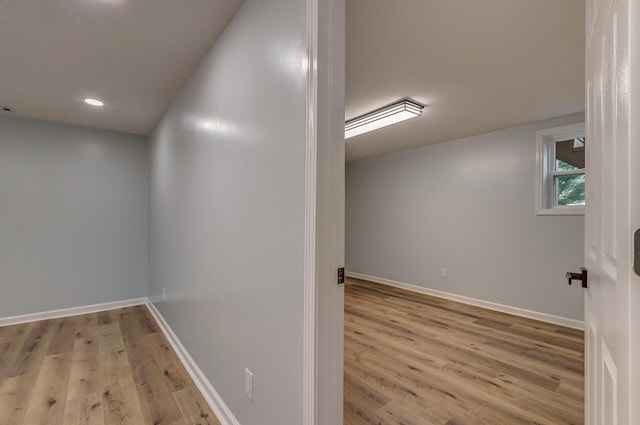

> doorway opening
[342,1,587,423]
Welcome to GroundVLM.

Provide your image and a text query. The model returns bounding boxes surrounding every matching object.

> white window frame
[535,123,586,216]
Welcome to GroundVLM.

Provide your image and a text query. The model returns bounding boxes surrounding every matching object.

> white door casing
[304,0,345,424]
[630,2,640,423]
[585,0,638,423]
[314,0,346,422]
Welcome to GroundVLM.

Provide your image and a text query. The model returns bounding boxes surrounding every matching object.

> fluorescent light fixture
[84,98,104,107]
[345,99,424,139]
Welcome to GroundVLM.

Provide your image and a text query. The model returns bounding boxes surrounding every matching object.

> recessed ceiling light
[84,98,104,107]
[345,99,424,139]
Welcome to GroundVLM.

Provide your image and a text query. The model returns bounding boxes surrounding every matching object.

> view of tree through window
[554,138,585,206]
[555,174,585,206]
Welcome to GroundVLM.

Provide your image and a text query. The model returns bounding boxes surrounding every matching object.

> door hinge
[634,229,640,277]
[337,267,345,285]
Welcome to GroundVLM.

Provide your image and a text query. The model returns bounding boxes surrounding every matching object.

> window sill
[536,207,585,216]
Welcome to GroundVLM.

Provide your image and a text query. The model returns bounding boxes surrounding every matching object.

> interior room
[1,0,639,425]
[0,1,314,424]
[343,1,587,424]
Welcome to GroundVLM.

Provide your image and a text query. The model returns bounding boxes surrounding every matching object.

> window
[536,123,586,215]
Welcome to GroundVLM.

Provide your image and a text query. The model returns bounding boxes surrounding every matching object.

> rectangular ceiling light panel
[345,99,423,139]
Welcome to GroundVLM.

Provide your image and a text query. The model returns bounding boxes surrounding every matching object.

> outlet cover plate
[244,368,253,401]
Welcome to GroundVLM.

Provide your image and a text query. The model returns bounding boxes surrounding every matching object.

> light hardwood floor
[0,305,219,425]
[344,277,584,425]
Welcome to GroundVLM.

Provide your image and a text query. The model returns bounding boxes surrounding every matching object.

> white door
[584,0,640,423]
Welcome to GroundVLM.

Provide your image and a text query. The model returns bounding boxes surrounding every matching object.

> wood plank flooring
[344,277,585,425]
[0,305,219,425]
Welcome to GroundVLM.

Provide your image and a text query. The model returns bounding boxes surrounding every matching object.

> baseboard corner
[144,299,241,425]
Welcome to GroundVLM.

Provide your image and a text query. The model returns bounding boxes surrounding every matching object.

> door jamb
[304,0,345,424]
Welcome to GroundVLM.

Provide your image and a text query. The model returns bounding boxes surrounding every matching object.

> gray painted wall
[346,114,586,321]
[0,114,148,317]
[148,0,306,424]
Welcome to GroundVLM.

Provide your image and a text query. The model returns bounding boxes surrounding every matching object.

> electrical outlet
[162,288,167,302]
[441,268,448,278]
[244,368,253,401]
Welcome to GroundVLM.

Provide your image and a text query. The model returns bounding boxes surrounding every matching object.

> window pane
[555,138,585,171]
[554,174,585,206]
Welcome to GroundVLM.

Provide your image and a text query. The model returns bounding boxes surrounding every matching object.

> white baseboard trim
[0,297,240,425]
[0,298,147,327]
[346,272,584,330]
[145,300,241,425]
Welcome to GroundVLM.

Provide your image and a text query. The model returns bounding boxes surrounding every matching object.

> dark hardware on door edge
[567,267,588,288]
[338,267,345,285]
[634,229,640,277]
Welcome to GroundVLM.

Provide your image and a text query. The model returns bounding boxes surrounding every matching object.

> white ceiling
[0,1,584,150]
[0,0,243,135]
[346,0,585,161]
